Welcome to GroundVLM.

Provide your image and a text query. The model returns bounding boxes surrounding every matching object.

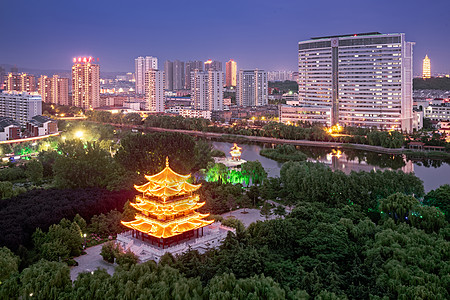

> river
[212,141,450,193]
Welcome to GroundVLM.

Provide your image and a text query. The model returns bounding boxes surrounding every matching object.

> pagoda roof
[144,157,190,186]
[231,143,242,151]
[135,157,201,197]
[121,213,213,238]
[131,201,206,217]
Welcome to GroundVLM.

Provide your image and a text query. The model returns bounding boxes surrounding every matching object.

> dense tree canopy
[0,188,133,250]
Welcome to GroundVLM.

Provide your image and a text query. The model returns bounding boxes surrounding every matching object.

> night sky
[1,0,449,75]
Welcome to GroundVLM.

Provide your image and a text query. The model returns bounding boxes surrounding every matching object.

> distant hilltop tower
[423,55,431,79]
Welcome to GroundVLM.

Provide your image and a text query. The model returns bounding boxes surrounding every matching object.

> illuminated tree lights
[121,157,213,241]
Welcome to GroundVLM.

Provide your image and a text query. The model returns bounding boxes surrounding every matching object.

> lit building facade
[0,91,42,125]
[237,69,268,107]
[72,57,100,109]
[296,32,414,132]
[145,69,165,112]
[226,59,237,87]
[38,75,69,105]
[191,70,224,111]
[5,73,36,93]
[135,56,158,94]
[422,55,431,79]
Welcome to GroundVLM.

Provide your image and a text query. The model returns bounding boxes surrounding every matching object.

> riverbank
[137,126,407,155]
[83,121,448,158]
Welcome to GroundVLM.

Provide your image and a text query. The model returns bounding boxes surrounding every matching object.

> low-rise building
[279,104,331,125]
[0,117,21,141]
[26,115,58,137]
[424,102,450,121]
[179,108,211,120]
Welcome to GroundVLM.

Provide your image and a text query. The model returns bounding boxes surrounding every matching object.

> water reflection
[211,141,450,192]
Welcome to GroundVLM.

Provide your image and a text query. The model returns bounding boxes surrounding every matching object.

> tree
[206,273,288,300]
[115,132,197,176]
[379,193,418,222]
[241,161,267,186]
[423,184,450,221]
[0,247,19,282]
[11,260,71,299]
[273,205,287,217]
[121,112,142,125]
[53,140,115,188]
[100,241,120,263]
[194,140,214,170]
[116,250,139,268]
[260,201,273,219]
[25,160,43,184]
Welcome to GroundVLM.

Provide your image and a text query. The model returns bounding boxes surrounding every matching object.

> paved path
[222,208,277,227]
[70,244,115,281]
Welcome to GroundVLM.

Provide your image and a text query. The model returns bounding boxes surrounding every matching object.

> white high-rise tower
[135,56,158,95]
[145,69,165,112]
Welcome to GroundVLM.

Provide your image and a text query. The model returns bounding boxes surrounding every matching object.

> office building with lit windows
[135,56,158,94]
[284,32,414,132]
[72,57,100,109]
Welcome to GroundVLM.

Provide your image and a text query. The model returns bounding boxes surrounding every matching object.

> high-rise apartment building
[145,69,165,112]
[191,70,208,110]
[135,56,158,94]
[38,75,69,105]
[5,73,36,93]
[292,32,414,132]
[38,76,52,103]
[191,70,224,111]
[0,67,5,89]
[423,55,431,79]
[204,59,222,71]
[53,76,69,106]
[226,59,237,87]
[164,60,173,91]
[164,60,185,91]
[237,70,268,107]
[0,91,42,125]
[72,57,100,109]
[208,71,224,111]
[185,61,203,90]
[173,60,185,90]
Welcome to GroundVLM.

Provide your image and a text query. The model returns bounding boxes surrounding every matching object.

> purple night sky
[1,0,449,75]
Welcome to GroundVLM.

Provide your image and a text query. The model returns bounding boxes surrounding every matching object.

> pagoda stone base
[213,157,246,168]
[116,222,235,263]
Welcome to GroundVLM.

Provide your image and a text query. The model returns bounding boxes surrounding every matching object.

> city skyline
[1,0,450,75]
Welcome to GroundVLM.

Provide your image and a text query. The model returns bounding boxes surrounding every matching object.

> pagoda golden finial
[166,156,169,167]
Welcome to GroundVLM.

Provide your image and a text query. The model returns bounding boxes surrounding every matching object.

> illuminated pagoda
[230,143,242,161]
[121,157,214,249]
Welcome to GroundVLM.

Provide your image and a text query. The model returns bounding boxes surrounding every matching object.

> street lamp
[75,131,84,139]
[83,233,87,249]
